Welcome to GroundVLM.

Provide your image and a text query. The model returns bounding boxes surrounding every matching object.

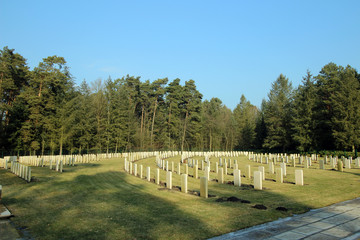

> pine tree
[316,63,360,150]
[0,46,29,151]
[233,94,258,150]
[292,71,316,151]
[263,74,293,151]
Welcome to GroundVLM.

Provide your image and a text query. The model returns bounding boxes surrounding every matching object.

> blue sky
[1,1,359,109]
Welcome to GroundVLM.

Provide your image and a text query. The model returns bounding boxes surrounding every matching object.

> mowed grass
[1,155,360,239]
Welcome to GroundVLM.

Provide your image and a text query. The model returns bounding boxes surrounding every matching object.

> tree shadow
[2,170,217,240]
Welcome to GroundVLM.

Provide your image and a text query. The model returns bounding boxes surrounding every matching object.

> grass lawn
[1,154,360,239]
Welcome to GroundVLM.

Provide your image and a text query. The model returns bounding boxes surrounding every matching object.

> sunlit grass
[1,155,359,239]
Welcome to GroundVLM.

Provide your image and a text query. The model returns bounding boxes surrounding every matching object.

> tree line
[1,46,359,155]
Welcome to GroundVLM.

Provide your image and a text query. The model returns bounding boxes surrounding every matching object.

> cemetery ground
[1,155,360,239]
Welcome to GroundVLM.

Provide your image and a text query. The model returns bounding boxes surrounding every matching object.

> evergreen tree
[165,79,183,150]
[292,71,316,151]
[203,98,223,151]
[0,46,29,151]
[316,63,360,150]
[180,80,202,152]
[233,95,258,150]
[263,74,293,151]
[21,56,72,154]
[254,99,267,149]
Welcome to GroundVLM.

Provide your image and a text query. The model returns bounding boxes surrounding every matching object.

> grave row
[249,153,360,170]
[124,160,210,197]
[124,157,305,198]
[10,161,32,182]
[156,157,303,183]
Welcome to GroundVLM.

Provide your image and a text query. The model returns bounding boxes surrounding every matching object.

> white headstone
[246,165,251,178]
[269,162,274,174]
[345,159,351,169]
[234,169,241,186]
[134,163,137,176]
[146,167,151,181]
[181,174,188,193]
[218,167,224,184]
[156,168,160,185]
[258,166,265,180]
[200,177,208,198]
[166,171,172,189]
[276,168,283,183]
[295,169,304,186]
[139,165,143,179]
[254,171,262,190]
[280,162,286,176]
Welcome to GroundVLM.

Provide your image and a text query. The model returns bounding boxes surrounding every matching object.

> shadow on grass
[2,169,216,240]
[207,180,313,226]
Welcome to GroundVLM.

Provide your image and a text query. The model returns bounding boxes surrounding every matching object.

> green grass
[1,155,360,239]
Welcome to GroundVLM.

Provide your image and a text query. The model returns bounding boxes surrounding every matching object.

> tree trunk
[59,127,63,156]
[209,129,212,152]
[38,80,43,97]
[181,111,189,153]
[140,105,144,149]
[150,100,158,149]
[41,138,45,156]
[168,103,172,150]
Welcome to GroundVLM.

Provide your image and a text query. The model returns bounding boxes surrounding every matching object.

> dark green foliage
[291,71,316,151]
[263,74,293,151]
[233,95,258,150]
[1,45,360,154]
[315,63,360,150]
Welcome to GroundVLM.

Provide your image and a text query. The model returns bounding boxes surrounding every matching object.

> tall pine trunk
[181,111,188,153]
[150,100,157,149]
[168,103,172,150]
[140,105,144,149]
[59,127,63,156]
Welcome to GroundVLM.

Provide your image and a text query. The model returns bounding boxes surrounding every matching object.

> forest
[1,46,360,155]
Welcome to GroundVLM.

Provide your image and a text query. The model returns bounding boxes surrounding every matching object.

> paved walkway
[209,197,360,240]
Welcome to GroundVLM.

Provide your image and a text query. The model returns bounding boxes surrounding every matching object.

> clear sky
[1,0,359,109]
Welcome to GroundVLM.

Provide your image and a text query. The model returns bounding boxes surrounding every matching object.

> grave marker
[166,171,172,189]
[134,163,137,176]
[156,168,160,185]
[194,164,198,179]
[345,159,351,169]
[147,167,151,181]
[204,166,210,181]
[200,177,208,198]
[258,166,265,180]
[337,160,343,172]
[218,168,224,184]
[181,174,188,193]
[269,162,274,174]
[246,165,251,178]
[276,168,283,183]
[295,169,303,186]
[280,162,286,176]
[234,169,241,186]
[254,171,262,190]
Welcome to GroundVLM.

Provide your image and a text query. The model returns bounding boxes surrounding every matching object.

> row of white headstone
[18,154,108,167]
[124,159,210,197]
[10,161,32,182]
[154,156,304,185]
[125,160,304,201]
